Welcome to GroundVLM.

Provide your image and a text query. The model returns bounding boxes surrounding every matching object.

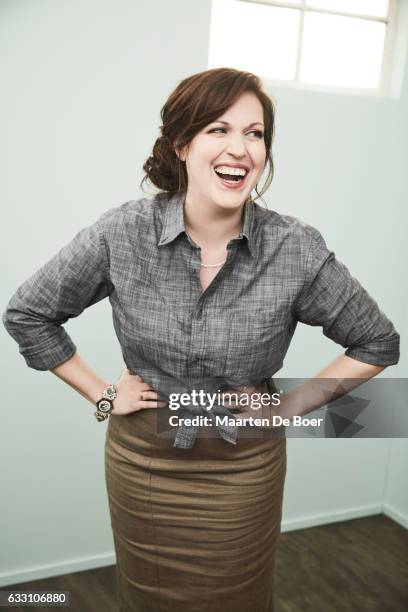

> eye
[208,128,264,139]
[249,130,264,139]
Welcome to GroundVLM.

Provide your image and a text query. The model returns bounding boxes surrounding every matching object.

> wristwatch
[94,384,117,422]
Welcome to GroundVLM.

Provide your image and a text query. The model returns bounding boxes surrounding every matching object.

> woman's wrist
[91,380,112,405]
[277,390,309,422]
[51,352,109,407]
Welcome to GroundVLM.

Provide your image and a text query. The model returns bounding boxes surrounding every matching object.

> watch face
[104,385,116,400]
[97,399,113,413]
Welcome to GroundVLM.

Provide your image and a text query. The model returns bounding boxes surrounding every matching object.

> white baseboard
[383,502,408,529]
[281,503,384,532]
[281,502,408,532]
[0,552,116,588]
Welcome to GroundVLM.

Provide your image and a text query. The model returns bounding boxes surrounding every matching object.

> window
[208,0,398,95]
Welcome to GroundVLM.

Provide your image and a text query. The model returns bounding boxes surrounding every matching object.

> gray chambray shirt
[3,191,400,448]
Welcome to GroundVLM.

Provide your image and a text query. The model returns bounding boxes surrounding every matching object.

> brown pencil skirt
[104,409,287,612]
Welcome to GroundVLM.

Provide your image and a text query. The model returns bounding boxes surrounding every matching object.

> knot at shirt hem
[172,403,238,449]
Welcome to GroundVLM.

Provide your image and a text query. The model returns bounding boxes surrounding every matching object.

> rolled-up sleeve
[2,216,113,371]
[294,228,400,367]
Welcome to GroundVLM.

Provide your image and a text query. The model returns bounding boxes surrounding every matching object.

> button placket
[187,243,238,378]
[189,306,204,373]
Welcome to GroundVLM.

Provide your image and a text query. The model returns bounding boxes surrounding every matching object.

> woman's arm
[2,219,112,372]
[3,212,165,417]
[51,352,109,406]
[279,226,400,422]
[279,354,385,421]
[51,353,165,415]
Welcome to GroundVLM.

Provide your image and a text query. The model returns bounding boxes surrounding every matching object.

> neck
[183,192,247,247]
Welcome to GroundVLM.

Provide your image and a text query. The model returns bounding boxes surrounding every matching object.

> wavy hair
[140,67,276,205]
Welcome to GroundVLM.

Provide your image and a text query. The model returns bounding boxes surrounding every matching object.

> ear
[175,143,187,162]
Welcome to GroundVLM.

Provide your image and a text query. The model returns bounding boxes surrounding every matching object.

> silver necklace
[200,260,226,268]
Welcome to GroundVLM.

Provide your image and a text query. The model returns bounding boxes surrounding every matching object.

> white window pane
[306,0,389,19]
[209,0,300,80]
[300,12,386,88]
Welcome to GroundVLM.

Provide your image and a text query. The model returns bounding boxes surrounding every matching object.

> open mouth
[213,166,249,188]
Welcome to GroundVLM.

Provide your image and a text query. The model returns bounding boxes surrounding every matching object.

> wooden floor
[275,514,408,612]
[4,514,408,611]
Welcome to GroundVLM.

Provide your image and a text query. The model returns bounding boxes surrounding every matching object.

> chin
[212,190,250,208]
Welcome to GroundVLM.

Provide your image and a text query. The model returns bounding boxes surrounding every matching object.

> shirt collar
[157,191,257,259]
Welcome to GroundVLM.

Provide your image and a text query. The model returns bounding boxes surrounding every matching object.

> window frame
[222,0,399,97]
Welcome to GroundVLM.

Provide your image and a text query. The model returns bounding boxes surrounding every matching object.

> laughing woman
[3,67,399,612]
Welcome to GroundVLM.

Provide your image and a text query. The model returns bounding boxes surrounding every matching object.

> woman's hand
[111,368,167,416]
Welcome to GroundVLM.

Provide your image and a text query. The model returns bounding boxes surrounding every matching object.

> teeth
[214,166,247,176]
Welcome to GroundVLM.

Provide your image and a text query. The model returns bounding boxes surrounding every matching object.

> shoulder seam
[95,218,112,282]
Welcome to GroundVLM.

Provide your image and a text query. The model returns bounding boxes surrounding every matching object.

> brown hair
[140,67,275,204]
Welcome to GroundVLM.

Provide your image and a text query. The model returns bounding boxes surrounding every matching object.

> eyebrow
[212,121,264,128]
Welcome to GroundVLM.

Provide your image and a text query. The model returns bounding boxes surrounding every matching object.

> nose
[225,132,247,158]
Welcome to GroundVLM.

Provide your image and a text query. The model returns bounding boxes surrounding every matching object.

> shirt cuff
[19,336,77,371]
[345,338,400,367]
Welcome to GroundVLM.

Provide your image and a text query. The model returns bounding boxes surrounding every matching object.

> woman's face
[177,91,266,211]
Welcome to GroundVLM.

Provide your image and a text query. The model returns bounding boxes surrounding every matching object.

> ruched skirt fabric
[104,409,287,612]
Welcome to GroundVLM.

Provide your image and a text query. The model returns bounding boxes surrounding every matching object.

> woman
[3,68,400,612]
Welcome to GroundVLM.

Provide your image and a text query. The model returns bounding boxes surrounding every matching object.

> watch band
[94,384,117,422]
